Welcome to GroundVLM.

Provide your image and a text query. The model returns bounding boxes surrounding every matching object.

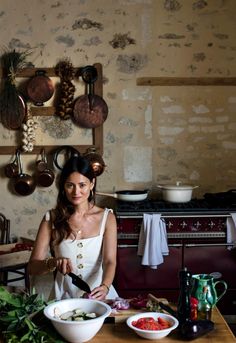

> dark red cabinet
[184,245,236,314]
[114,245,182,301]
[114,241,236,314]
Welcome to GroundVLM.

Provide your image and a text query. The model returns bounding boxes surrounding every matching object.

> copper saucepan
[73,65,108,128]
[4,150,20,178]
[83,147,106,177]
[37,149,55,187]
[97,190,149,202]
[27,69,54,106]
[14,152,36,196]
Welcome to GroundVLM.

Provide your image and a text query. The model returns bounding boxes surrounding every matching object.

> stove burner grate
[116,198,236,214]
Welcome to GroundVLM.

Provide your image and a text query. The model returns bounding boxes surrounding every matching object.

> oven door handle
[117,243,182,248]
[185,243,235,248]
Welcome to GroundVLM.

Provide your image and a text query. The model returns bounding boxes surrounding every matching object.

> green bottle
[197,286,212,320]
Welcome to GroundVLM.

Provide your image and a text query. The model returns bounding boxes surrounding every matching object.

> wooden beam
[0,144,99,155]
[136,77,236,86]
[0,67,83,78]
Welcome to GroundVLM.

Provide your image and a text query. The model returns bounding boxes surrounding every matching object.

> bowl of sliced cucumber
[44,298,111,343]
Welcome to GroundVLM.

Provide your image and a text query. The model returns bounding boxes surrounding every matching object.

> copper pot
[37,168,55,187]
[36,148,48,172]
[83,148,105,176]
[73,65,108,128]
[4,150,20,178]
[37,149,55,187]
[14,152,36,196]
[27,69,54,106]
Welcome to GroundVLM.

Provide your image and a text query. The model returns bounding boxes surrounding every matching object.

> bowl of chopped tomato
[126,312,179,340]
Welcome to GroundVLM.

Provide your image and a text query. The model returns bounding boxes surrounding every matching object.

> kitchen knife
[68,272,91,293]
[159,301,178,318]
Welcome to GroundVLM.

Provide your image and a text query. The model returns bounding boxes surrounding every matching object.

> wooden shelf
[0,63,104,155]
[0,67,83,78]
[136,77,236,86]
[0,144,98,155]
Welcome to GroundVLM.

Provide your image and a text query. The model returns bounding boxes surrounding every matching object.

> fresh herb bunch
[0,287,64,343]
[0,49,30,130]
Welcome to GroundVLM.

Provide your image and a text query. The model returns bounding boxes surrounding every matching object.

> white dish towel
[137,213,169,269]
[226,213,236,250]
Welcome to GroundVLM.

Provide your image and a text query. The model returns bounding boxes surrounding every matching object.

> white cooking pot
[157,181,198,203]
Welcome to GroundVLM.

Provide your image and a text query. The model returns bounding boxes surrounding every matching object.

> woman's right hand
[53,257,73,274]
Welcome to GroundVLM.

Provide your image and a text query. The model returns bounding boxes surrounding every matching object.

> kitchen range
[114,190,236,316]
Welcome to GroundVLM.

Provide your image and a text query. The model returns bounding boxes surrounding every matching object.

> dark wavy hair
[52,155,96,245]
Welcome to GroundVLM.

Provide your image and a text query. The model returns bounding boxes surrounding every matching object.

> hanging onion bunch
[0,49,30,130]
[55,59,75,120]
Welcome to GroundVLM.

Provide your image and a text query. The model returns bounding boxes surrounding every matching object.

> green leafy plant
[0,286,64,342]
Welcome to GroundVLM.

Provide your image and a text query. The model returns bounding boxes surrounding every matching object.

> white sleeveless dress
[47,208,118,300]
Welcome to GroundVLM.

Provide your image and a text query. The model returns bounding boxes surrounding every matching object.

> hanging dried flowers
[0,49,30,130]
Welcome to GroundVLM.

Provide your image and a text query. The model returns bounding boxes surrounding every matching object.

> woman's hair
[52,155,96,245]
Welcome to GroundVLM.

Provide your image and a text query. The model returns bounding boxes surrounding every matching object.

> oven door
[114,242,182,300]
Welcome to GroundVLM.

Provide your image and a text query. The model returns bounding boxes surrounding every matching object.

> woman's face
[64,172,94,206]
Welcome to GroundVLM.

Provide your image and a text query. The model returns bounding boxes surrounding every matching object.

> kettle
[191,273,227,307]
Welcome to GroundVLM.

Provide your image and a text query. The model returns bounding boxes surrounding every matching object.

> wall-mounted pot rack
[136,76,236,86]
[0,63,104,155]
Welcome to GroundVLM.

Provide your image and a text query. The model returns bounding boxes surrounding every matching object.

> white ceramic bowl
[126,312,179,340]
[44,298,111,343]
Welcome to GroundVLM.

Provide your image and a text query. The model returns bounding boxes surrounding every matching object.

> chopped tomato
[157,317,171,329]
[132,316,171,331]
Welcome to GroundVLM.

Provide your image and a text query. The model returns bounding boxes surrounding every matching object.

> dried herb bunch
[55,58,75,120]
[0,49,30,130]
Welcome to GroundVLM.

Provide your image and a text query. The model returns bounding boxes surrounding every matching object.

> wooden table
[0,306,235,342]
[91,307,236,343]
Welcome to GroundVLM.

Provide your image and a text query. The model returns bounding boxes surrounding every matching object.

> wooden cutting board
[110,297,169,323]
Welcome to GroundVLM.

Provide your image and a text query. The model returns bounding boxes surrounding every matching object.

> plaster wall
[0,0,235,241]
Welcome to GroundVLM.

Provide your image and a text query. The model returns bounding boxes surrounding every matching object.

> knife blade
[68,272,91,293]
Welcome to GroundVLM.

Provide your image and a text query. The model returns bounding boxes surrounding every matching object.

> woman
[28,154,118,301]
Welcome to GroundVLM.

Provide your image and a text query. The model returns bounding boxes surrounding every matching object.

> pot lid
[157,181,198,190]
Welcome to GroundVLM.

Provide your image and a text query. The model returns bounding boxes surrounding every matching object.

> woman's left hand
[90,284,109,300]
